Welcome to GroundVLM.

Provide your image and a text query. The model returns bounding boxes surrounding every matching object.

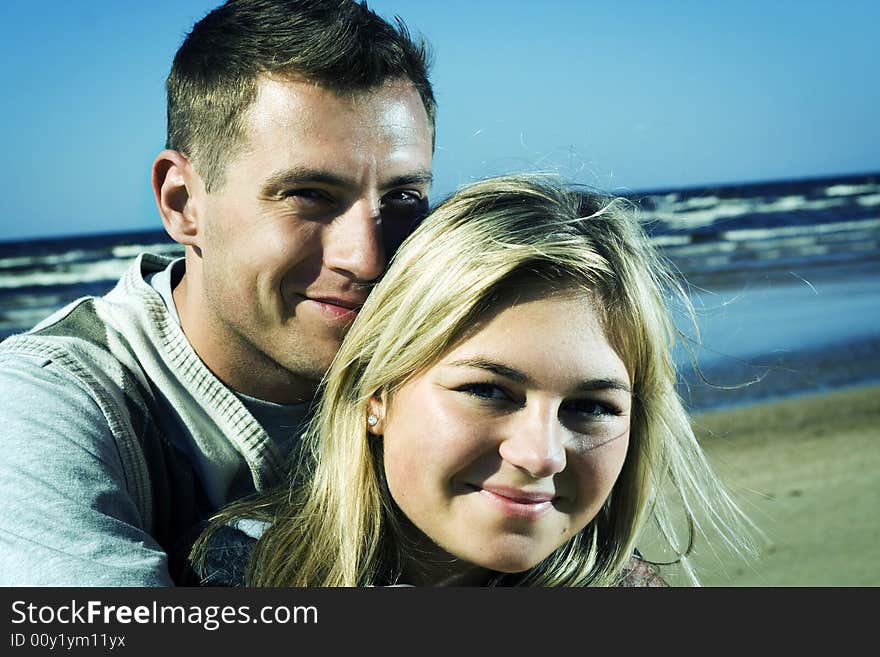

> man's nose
[498,404,567,479]
[323,199,385,282]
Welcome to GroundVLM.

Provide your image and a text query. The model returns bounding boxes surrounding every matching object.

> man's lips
[308,295,363,311]
[298,294,365,319]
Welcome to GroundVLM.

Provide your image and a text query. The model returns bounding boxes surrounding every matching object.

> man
[0,0,434,586]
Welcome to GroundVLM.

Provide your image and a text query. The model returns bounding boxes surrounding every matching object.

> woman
[191,174,753,586]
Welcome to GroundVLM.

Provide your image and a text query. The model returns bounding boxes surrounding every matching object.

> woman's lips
[473,485,557,519]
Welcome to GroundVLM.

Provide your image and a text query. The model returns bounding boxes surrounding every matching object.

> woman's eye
[456,383,511,402]
[563,399,616,418]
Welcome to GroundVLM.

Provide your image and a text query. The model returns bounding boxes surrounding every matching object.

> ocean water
[2,171,878,409]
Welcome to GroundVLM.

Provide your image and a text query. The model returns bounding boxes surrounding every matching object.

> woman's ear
[366,394,386,435]
[152,149,202,250]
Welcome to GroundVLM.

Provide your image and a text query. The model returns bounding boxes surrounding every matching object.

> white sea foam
[0,259,130,289]
[757,197,847,213]
[0,292,67,309]
[646,195,851,231]
[678,195,722,209]
[738,236,819,251]
[722,217,880,241]
[825,184,879,197]
[0,305,61,328]
[664,242,736,258]
[0,244,182,274]
[856,194,880,207]
[649,234,691,247]
[112,243,183,258]
[646,202,752,231]
[814,229,878,244]
[759,195,806,211]
[0,249,97,270]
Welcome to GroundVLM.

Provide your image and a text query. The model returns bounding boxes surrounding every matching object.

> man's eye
[285,189,332,204]
[380,192,428,221]
[379,192,430,256]
[381,190,421,206]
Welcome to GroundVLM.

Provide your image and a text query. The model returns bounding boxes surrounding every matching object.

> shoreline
[643,383,880,586]
[676,333,880,413]
[672,258,880,413]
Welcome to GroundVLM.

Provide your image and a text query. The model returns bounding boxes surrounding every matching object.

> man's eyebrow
[260,167,351,195]
[383,171,433,189]
[260,168,433,196]
[446,357,632,394]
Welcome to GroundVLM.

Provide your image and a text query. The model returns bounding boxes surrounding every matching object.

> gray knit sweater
[0,254,294,585]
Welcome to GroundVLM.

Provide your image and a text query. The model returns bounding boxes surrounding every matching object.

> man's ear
[367,394,387,435]
[152,149,202,249]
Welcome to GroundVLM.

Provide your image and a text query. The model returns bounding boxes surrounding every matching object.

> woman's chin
[475,553,544,574]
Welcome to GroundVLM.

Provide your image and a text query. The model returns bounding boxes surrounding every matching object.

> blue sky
[1,0,877,241]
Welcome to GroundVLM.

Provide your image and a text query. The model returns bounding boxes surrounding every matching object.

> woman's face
[371,291,632,584]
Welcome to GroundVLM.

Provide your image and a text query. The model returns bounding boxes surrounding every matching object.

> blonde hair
[194,174,752,586]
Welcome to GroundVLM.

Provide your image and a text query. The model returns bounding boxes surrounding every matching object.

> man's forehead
[249,74,428,120]
[235,78,427,152]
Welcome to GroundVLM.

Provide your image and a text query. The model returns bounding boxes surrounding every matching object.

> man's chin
[277,341,342,381]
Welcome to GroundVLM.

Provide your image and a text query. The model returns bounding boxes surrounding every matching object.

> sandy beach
[642,383,880,586]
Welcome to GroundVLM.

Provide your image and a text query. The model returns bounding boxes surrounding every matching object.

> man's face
[190,76,433,402]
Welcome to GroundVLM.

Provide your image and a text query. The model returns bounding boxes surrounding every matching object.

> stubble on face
[181,77,433,403]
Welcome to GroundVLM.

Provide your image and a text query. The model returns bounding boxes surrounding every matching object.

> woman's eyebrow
[445,358,527,382]
[574,379,632,394]
[445,357,631,394]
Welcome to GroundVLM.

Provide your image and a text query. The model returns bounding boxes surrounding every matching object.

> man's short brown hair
[166,0,435,191]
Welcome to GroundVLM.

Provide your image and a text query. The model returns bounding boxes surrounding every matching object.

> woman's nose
[497,403,567,478]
